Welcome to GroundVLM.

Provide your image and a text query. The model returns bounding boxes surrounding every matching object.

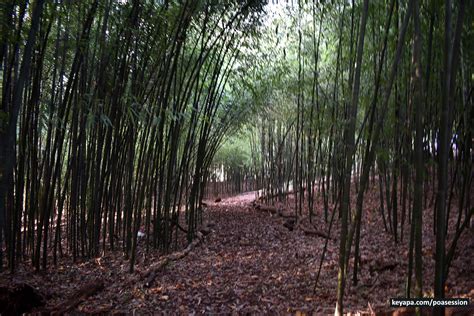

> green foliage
[213,135,252,170]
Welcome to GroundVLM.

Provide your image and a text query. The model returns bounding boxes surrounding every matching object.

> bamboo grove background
[0,0,265,273]
[0,0,473,314]
[224,1,472,314]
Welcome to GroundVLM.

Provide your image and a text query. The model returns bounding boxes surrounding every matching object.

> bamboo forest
[0,0,473,314]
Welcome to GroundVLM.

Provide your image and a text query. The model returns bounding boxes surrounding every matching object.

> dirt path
[138,193,340,314]
[1,192,472,314]
[122,193,472,314]
[107,193,472,314]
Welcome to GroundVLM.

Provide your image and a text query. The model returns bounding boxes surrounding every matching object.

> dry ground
[1,190,472,314]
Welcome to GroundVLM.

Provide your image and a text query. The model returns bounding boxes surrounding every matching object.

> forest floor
[1,190,473,315]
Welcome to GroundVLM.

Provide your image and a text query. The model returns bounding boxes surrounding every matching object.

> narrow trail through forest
[1,190,473,314]
[116,192,473,314]
[132,192,345,314]
[1,1,472,315]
